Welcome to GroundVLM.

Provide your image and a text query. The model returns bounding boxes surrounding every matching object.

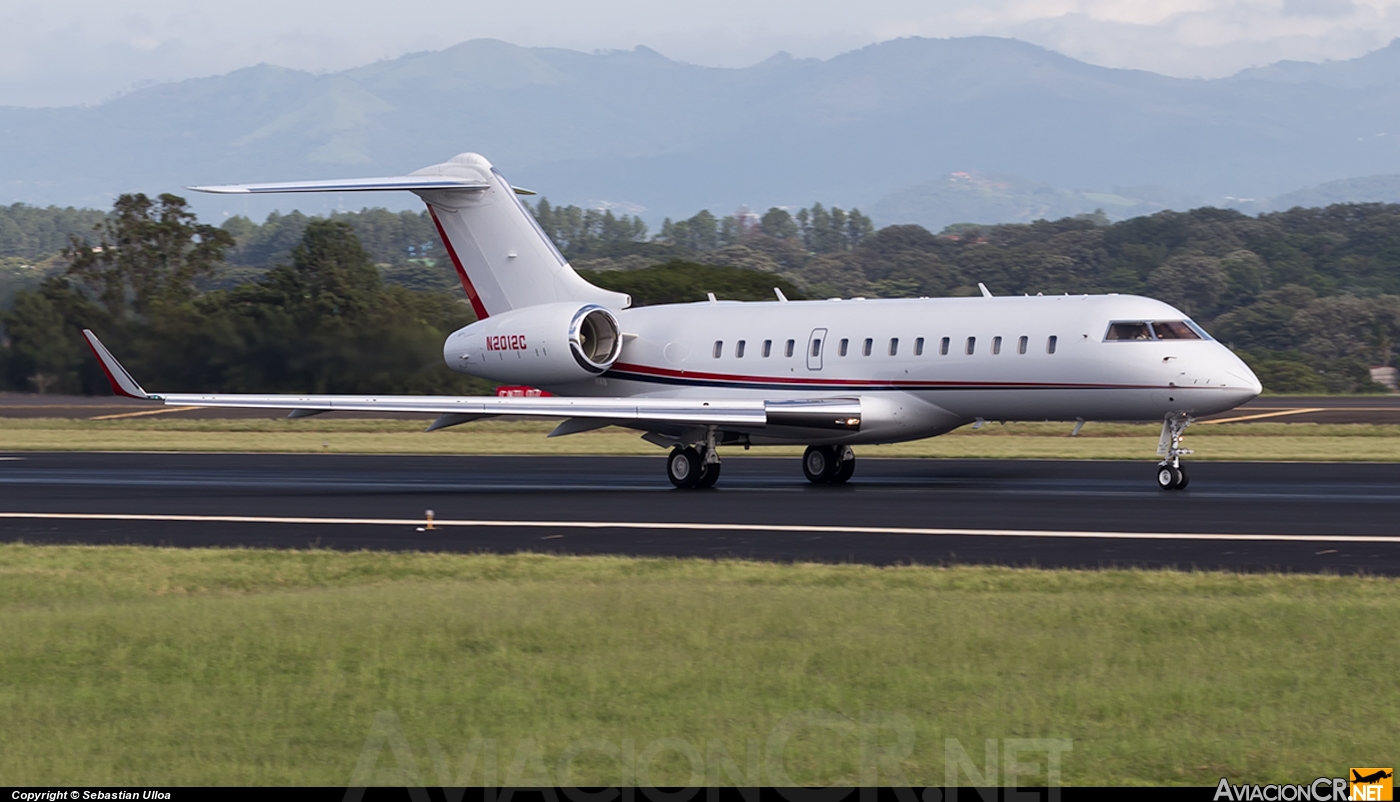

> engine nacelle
[443,302,622,385]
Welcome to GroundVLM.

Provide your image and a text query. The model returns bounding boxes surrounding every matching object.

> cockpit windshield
[1106,322,1153,341]
[1104,320,1210,342]
[1152,320,1203,340]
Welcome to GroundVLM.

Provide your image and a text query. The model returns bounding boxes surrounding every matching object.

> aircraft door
[807,328,827,370]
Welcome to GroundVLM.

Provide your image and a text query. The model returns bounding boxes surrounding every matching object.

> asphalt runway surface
[2,452,1397,575]
[3,393,1399,423]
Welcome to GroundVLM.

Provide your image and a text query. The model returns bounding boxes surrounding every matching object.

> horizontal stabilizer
[187,176,493,195]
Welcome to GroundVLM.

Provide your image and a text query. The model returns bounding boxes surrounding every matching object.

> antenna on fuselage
[978,282,993,298]
[774,287,788,302]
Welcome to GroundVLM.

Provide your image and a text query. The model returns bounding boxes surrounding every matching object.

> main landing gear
[802,445,855,485]
[1156,412,1194,490]
[663,428,857,489]
[667,426,722,489]
[667,445,721,489]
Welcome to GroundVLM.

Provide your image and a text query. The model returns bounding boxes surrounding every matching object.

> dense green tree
[1147,255,1229,318]
[0,203,109,260]
[529,199,647,256]
[65,193,233,319]
[577,261,806,306]
[760,208,799,240]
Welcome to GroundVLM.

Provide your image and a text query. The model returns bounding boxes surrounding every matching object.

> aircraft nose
[1222,351,1262,402]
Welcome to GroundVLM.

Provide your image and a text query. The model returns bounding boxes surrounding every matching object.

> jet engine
[443,302,623,385]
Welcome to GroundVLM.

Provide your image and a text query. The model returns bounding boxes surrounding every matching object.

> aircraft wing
[82,330,862,432]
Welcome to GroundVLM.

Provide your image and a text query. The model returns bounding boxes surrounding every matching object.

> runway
[2,452,1398,574]
[4,393,1400,423]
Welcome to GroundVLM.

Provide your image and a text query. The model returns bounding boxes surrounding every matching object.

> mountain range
[4,36,1400,228]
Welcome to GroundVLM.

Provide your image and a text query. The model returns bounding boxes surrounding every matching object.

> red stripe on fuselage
[427,205,489,320]
[607,361,1166,390]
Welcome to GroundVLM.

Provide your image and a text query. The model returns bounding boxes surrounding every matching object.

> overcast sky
[3,0,1398,107]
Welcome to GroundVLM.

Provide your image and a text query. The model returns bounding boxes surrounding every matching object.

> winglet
[81,330,152,399]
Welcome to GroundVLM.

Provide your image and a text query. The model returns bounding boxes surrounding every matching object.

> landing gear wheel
[1175,466,1189,489]
[696,459,722,488]
[832,447,856,484]
[803,445,840,484]
[1156,464,1183,490]
[668,447,703,488]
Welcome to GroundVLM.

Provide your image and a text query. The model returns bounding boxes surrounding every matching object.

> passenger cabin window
[762,339,772,357]
[1105,320,1207,341]
[811,338,822,357]
[966,336,976,355]
[736,340,746,358]
[992,336,1002,355]
[839,338,849,356]
[915,337,925,356]
[713,340,723,358]
[889,338,899,356]
[1047,335,1058,354]
[862,338,873,356]
[940,337,950,356]
[785,339,795,357]
[1018,335,1028,354]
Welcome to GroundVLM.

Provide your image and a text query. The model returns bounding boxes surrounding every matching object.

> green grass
[1,545,1395,785]
[2,416,1400,460]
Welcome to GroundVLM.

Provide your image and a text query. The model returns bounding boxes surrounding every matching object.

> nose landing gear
[802,445,856,484]
[1156,412,1193,490]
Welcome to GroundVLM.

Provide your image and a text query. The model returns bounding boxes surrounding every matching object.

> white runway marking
[0,511,1395,543]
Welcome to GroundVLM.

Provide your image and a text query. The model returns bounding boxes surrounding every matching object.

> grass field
[2,416,1400,460]
[0,545,1395,786]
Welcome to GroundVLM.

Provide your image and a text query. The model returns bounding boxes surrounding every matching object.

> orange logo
[1350,768,1393,801]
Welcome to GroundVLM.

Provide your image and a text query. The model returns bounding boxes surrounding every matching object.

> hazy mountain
[1261,174,1400,210]
[868,172,1205,231]
[4,36,1400,224]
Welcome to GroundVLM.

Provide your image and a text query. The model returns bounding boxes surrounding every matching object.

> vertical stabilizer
[410,153,629,318]
[188,152,630,319]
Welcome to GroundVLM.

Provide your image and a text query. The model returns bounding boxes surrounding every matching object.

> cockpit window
[1106,322,1153,341]
[1104,320,1211,342]
[1152,320,1202,340]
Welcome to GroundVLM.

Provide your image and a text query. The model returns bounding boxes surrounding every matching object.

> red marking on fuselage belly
[427,205,489,320]
[609,361,1171,390]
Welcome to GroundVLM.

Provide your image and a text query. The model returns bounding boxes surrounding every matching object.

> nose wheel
[802,445,855,484]
[1156,463,1189,490]
[1155,413,1194,490]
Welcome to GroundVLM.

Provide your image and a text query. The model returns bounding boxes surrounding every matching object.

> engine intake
[571,306,621,372]
[444,303,623,386]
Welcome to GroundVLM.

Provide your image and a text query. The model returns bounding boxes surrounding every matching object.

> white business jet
[83,152,1262,490]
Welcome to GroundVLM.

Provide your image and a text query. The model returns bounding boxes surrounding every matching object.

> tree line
[0,195,1398,394]
[2,195,487,396]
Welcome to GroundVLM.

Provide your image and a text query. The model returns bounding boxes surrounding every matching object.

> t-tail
[189,152,630,318]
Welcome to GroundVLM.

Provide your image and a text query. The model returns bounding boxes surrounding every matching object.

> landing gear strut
[1156,412,1193,490]
[667,426,723,489]
[802,445,855,485]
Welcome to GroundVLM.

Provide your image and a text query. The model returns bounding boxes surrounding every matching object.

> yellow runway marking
[1200,408,1326,425]
[88,406,200,421]
[0,511,1395,544]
